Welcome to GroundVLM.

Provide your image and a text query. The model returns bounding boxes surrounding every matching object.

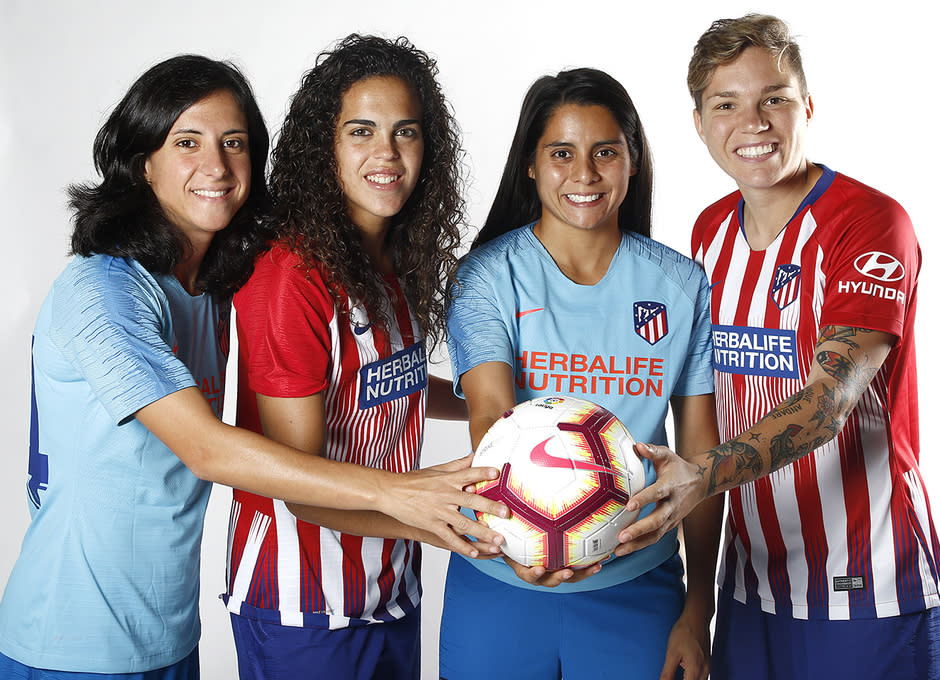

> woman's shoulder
[620,232,708,293]
[462,224,537,268]
[56,254,160,299]
[623,232,698,271]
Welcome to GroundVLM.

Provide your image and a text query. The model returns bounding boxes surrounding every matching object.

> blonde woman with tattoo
[617,14,939,680]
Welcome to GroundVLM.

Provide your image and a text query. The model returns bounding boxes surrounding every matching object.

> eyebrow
[706,83,793,100]
[543,139,625,148]
[170,128,248,135]
[342,118,421,127]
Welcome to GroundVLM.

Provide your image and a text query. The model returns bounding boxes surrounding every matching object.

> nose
[572,155,599,184]
[200,144,230,177]
[740,105,769,133]
[373,132,400,160]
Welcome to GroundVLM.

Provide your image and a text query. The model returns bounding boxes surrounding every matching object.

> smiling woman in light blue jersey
[442,68,724,680]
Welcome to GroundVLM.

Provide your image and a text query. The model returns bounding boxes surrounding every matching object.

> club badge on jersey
[633,301,668,345]
[771,264,801,310]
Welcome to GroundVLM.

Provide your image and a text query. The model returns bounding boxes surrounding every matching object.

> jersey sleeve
[446,251,514,398]
[672,260,715,397]
[819,195,919,339]
[48,256,195,424]
[234,248,334,398]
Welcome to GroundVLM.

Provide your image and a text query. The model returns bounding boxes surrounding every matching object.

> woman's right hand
[378,454,509,558]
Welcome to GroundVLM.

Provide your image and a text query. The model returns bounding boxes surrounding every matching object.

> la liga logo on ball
[472,396,646,570]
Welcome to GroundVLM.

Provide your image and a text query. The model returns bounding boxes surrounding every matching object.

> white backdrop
[1,2,936,678]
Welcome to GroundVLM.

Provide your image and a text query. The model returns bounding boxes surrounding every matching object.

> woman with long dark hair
[0,54,504,680]
[442,68,724,679]
[223,35,485,680]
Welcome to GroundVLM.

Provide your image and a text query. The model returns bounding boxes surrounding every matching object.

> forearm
[461,361,517,450]
[696,377,853,495]
[679,494,723,624]
[694,326,892,497]
[138,392,387,510]
[285,503,446,547]
[670,394,722,624]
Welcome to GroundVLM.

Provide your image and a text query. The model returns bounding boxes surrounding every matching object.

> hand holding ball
[471,396,646,570]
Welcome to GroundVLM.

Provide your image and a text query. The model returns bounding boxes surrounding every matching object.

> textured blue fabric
[0,255,224,672]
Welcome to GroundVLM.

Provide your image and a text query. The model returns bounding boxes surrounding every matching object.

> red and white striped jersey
[224,244,427,629]
[692,166,939,620]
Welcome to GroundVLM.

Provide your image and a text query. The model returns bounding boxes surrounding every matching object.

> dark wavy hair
[68,54,271,299]
[268,34,465,349]
[474,68,652,248]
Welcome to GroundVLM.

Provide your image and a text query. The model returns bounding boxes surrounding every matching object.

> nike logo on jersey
[353,322,372,336]
[515,308,544,319]
[529,437,618,475]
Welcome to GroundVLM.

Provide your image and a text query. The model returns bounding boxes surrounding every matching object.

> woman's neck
[532,218,621,286]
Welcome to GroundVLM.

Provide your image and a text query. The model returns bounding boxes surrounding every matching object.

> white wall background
[1,1,936,678]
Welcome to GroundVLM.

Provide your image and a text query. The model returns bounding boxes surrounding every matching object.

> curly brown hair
[269,34,465,349]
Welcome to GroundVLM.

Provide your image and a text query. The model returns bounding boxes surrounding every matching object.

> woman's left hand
[501,555,602,588]
[658,609,710,680]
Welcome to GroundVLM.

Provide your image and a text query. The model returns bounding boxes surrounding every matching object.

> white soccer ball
[472,396,646,569]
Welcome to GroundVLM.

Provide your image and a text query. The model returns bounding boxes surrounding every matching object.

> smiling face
[694,47,813,195]
[528,103,633,238]
[334,75,424,233]
[143,89,251,249]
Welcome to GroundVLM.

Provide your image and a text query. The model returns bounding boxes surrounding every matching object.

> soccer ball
[472,396,646,570]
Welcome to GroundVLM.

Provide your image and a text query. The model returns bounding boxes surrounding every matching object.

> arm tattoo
[819,325,866,349]
[702,325,886,490]
[817,350,853,383]
[705,440,763,494]
[769,386,813,420]
[769,423,803,470]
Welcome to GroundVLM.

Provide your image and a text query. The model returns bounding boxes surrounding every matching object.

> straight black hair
[68,54,271,298]
[474,67,652,249]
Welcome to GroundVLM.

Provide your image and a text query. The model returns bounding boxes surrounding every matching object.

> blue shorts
[712,588,940,680]
[0,647,198,679]
[439,553,685,680]
[230,609,420,680]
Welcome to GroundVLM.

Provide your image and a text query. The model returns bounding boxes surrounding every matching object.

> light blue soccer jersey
[0,255,226,673]
[447,225,713,592]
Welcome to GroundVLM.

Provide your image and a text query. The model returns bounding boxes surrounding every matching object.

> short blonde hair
[688,14,808,112]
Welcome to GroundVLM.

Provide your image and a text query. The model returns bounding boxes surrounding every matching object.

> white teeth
[566,193,601,203]
[367,174,398,184]
[736,143,775,158]
[193,189,226,197]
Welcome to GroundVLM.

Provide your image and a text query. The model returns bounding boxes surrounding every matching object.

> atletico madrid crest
[771,264,801,310]
[634,301,668,345]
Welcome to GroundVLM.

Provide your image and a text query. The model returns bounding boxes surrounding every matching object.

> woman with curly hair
[0,54,505,680]
[223,35,480,680]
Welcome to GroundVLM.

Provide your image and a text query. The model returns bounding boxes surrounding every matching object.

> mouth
[735,143,776,159]
[365,173,402,185]
[192,188,231,198]
[564,193,603,204]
